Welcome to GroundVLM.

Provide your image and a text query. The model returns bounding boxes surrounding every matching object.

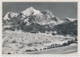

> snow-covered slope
[9,12,19,18]
[3,12,19,20]
[3,12,11,20]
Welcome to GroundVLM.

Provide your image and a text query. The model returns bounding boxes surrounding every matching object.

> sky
[3,2,77,19]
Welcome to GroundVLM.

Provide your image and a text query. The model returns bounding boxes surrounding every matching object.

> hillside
[54,20,77,36]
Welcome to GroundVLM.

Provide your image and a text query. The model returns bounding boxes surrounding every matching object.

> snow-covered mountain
[3,7,64,26]
[3,7,60,26]
[3,6,77,35]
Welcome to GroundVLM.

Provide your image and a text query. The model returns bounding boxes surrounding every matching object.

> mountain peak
[21,6,40,17]
[26,6,35,11]
[3,12,11,20]
[65,17,77,22]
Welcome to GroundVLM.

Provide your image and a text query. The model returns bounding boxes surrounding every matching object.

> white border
[0,0,79,57]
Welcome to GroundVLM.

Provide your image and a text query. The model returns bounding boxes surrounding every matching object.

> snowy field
[26,43,77,54]
[2,30,77,54]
